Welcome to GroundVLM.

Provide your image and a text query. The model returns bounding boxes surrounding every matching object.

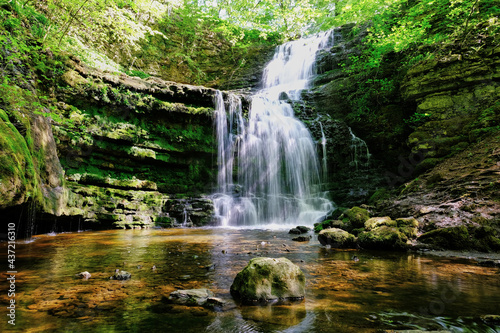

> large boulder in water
[318,228,356,248]
[230,257,305,304]
[358,226,408,251]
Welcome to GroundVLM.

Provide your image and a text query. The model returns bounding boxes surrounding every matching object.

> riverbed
[1,228,499,332]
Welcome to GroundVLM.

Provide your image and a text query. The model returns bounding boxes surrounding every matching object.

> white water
[213,31,335,228]
[319,120,328,181]
[348,127,371,170]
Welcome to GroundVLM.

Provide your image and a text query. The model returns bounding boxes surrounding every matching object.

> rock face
[48,59,222,230]
[230,257,306,305]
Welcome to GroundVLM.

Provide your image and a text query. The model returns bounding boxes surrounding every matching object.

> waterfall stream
[213,31,335,228]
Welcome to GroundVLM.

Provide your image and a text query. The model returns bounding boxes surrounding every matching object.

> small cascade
[19,198,37,240]
[319,121,328,181]
[213,31,335,228]
[348,128,371,170]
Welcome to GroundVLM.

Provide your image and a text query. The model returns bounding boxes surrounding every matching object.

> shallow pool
[1,228,499,332]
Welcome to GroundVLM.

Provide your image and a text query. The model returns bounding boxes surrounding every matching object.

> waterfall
[319,120,328,182]
[348,127,371,170]
[213,31,335,228]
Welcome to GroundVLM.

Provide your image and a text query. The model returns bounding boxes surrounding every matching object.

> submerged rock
[111,269,131,280]
[78,271,91,280]
[230,257,305,304]
[318,228,356,248]
[167,289,215,306]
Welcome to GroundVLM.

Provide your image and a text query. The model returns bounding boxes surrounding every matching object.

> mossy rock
[396,217,419,239]
[364,216,397,231]
[419,226,500,252]
[417,226,470,250]
[341,206,370,228]
[230,257,305,305]
[318,228,357,248]
[358,226,409,251]
[314,219,352,233]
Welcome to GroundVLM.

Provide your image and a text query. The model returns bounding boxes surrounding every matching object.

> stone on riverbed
[167,288,215,306]
[318,228,356,248]
[292,235,311,242]
[111,270,131,280]
[230,257,305,305]
[78,271,91,280]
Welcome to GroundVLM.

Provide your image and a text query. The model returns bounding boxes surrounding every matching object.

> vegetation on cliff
[0,0,499,247]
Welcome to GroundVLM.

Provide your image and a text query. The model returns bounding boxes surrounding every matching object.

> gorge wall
[307,23,500,247]
[1,16,498,246]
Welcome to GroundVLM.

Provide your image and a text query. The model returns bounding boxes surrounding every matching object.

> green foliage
[125,69,150,79]
[404,112,432,129]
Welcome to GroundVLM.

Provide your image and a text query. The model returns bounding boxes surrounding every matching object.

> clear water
[1,229,499,332]
[213,32,335,227]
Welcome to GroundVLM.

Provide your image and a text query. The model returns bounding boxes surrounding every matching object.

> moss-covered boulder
[318,228,357,248]
[341,206,370,228]
[364,216,397,231]
[417,226,469,250]
[314,219,351,233]
[230,257,306,305]
[358,226,409,251]
[417,226,500,252]
[396,217,419,238]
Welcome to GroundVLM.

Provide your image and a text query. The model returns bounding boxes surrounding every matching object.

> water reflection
[0,228,499,332]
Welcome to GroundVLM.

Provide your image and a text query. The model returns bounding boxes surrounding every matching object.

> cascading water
[213,31,335,228]
[348,127,371,170]
[319,120,328,181]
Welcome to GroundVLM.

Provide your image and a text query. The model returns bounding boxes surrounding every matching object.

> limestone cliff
[309,23,500,250]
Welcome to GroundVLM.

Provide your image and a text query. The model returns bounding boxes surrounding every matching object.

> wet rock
[314,219,351,233]
[296,226,311,233]
[358,226,408,251]
[78,271,91,280]
[288,228,302,235]
[481,314,500,325]
[111,269,131,280]
[476,259,500,268]
[292,235,312,242]
[365,216,396,231]
[230,257,305,304]
[341,206,370,228]
[204,297,226,310]
[318,228,356,248]
[384,330,452,333]
[396,217,419,239]
[168,289,215,306]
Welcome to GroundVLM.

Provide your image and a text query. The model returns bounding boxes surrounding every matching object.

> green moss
[318,228,357,248]
[418,226,500,252]
[418,226,470,250]
[341,206,370,228]
[358,226,408,251]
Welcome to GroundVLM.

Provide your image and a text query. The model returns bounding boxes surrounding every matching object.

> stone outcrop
[230,257,306,304]
[50,59,226,229]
